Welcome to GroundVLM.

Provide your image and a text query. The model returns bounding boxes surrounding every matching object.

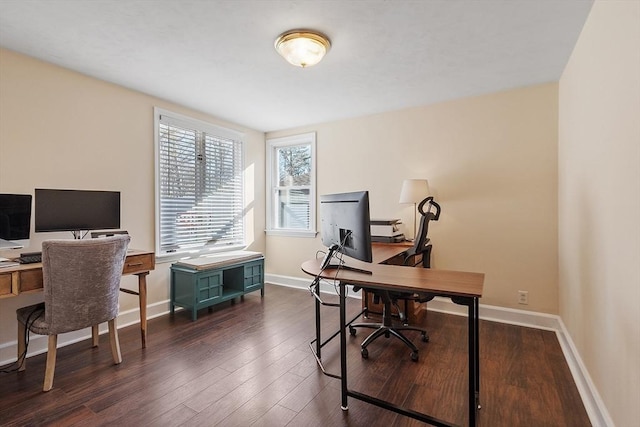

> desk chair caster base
[350,324,425,362]
[361,345,419,362]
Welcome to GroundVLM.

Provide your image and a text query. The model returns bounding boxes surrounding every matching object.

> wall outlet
[518,290,529,305]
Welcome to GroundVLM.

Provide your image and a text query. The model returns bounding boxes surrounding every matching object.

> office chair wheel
[421,332,429,342]
[410,351,419,362]
[361,348,369,359]
[349,326,357,336]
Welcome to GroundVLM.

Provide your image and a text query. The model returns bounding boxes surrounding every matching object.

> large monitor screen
[35,189,121,234]
[0,193,32,242]
[320,190,372,273]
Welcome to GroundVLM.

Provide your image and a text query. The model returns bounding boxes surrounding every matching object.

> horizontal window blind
[277,188,310,229]
[158,115,243,254]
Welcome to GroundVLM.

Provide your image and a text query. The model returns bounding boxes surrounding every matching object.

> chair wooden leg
[108,318,122,365]
[91,325,99,347]
[17,321,26,372]
[43,335,58,392]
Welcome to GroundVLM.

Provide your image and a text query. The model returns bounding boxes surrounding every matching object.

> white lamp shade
[399,179,430,204]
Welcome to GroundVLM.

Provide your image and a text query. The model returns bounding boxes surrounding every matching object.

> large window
[266,132,316,237]
[155,108,245,257]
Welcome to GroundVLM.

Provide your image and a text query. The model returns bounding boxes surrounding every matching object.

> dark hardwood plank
[251,404,297,427]
[0,284,590,427]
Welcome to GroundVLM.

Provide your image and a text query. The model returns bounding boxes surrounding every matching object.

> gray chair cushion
[17,235,130,335]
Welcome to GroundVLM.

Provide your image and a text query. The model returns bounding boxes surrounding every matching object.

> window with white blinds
[155,109,244,256]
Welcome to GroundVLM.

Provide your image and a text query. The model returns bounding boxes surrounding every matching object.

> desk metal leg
[315,280,322,359]
[340,282,348,411]
[453,295,480,427]
[467,297,480,426]
[308,279,366,381]
[475,298,480,410]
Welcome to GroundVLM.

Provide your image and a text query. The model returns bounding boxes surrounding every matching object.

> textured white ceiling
[0,0,593,132]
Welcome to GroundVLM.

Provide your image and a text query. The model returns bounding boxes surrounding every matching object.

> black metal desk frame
[309,278,480,427]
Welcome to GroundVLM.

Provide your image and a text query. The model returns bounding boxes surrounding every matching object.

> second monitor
[319,190,373,274]
[0,193,32,249]
[35,188,121,239]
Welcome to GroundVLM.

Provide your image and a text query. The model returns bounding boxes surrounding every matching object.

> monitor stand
[71,230,87,239]
[320,245,372,275]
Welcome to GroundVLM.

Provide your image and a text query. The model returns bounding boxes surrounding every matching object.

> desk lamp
[399,179,430,240]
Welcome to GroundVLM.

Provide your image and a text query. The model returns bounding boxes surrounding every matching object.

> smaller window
[266,132,317,237]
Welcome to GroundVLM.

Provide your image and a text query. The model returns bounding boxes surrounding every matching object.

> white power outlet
[518,290,529,305]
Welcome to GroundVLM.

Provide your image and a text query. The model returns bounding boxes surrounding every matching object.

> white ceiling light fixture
[275,30,331,68]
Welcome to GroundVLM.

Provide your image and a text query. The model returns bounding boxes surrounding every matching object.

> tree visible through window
[277,144,311,228]
[267,133,316,236]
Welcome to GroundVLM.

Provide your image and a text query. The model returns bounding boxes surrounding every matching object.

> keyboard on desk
[18,252,42,264]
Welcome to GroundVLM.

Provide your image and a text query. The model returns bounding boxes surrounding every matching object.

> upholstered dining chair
[16,234,130,391]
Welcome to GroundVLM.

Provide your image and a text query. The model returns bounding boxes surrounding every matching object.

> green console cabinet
[170,251,264,321]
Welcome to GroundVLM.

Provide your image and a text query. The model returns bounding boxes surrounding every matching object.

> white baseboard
[266,273,614,427]
[554,317,614,427]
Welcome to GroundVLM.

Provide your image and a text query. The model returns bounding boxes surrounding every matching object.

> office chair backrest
[42,235,130,335]
[411,196,440,254]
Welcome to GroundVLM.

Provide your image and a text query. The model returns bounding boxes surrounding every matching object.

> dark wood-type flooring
[0,284,590,426]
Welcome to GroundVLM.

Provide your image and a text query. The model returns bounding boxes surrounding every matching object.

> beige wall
[267,83,559,313]
[559,1,640,425]
[0,48,266,357]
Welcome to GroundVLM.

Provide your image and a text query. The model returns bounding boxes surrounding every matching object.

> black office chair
[402,196,440,268]
[393,196,441,326]
[349,197,441,361]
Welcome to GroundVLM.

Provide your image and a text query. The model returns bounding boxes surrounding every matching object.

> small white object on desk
[0,260,19,268]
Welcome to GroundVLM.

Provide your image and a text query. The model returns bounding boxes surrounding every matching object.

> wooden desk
[0,249,156,348]
[302,244,484,427]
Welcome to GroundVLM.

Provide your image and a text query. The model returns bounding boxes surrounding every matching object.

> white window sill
[265,229,317,238]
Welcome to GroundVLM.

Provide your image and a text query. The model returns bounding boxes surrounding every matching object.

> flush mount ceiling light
[274,30,331,68]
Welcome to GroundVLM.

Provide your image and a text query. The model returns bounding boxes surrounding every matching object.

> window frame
[154,107,246,259]
[266,132,317,238]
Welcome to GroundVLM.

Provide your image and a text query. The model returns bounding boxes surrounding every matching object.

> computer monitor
[35,189,121,238]
[0,193,32,249]
[319,190,373,274]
